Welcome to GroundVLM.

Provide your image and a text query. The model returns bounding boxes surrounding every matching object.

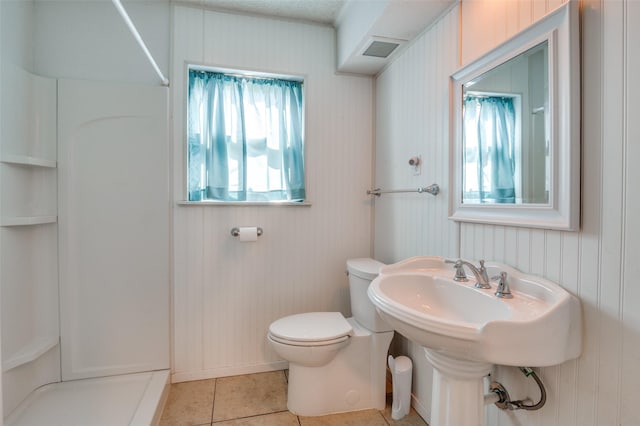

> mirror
[449,1,580,230]
[463,41,548,205]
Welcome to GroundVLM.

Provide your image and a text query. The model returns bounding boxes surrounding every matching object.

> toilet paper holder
[230,227,263,237]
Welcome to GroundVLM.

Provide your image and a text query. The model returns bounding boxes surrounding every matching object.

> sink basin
[368,256,582,367]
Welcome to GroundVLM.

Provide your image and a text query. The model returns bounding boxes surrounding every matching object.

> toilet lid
[269,312,353,343]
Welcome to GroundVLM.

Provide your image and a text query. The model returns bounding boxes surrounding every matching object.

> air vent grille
[362,41,400,58]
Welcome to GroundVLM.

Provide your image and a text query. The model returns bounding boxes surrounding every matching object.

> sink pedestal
[424,349,492,426]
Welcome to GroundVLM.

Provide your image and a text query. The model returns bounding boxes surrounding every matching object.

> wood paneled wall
[171,5,375,382]
[374,6,460,418]
[375,0,640,424]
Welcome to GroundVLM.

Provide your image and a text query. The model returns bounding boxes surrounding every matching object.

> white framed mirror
[449,1,580,230]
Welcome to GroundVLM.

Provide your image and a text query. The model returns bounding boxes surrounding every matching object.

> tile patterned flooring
[159,371,428,426]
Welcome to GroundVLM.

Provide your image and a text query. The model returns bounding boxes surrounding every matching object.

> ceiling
[175,0,347,25]
[172,0,456,74]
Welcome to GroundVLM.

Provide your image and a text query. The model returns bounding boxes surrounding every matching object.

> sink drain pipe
[485,367,547,411]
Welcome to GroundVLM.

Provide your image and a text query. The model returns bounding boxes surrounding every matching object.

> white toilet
[267,258,394,416]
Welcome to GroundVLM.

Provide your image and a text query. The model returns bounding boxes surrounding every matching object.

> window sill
[176,201,312,207]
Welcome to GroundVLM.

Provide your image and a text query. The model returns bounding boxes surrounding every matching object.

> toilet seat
[268,334,350,347]
[268,312,353,346]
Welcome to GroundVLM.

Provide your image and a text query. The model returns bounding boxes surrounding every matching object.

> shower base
[5,370,170,426]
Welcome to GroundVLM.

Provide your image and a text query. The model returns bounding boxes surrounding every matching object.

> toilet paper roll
[238,227,259,242]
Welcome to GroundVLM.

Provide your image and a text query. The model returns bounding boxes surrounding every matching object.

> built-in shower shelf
[2,334,59,372]
[1,154,56,168]
[1,216,57,227]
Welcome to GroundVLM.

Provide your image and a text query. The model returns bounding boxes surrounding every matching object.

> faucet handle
[445,259,468,282]
[478,260,491,287]
[478,260,489,277]
[494,272,513,299]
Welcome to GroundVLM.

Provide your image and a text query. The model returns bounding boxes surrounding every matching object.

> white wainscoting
[373,6,459,265]
[374,0,640,425]
[171,5,375,382]
[374,6,460,421]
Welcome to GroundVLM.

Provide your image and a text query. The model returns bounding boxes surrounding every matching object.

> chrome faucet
[445,259,491,289]
[494,271,513,298]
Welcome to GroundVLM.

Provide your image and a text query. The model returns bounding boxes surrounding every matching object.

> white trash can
[388,355,413,420]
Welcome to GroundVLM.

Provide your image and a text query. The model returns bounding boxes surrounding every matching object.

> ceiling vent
[362,40,399,58]
[361,37,406,59]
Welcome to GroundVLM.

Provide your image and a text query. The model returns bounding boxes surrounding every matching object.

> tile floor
[159,370,428,426]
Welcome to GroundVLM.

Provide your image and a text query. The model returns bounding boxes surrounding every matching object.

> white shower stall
[0,2,172,423]
[1,70,171,426]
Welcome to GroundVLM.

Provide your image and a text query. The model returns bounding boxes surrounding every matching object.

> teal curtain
[464,96,516,204]
[188,70,305,201]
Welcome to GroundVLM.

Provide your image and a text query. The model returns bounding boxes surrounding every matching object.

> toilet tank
[347,258,393,332]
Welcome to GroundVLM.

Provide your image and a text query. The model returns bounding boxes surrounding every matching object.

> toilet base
[286,320,393,416]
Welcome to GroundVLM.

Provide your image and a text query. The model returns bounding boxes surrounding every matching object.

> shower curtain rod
[111,0,169,86]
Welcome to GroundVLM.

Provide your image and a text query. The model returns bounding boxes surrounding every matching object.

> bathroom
[1,0,639,425]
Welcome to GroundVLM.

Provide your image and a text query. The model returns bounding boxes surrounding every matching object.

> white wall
[171,5,375,382]
[375,0,640,425]
[33,0,169,84]
[374,6,459,419]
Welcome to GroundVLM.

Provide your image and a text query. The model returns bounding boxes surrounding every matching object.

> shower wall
[1,0,172,419]
[0,0,60,416]
[57,79,170,381]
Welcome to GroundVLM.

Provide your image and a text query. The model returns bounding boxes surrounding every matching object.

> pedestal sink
[367,256,582,426]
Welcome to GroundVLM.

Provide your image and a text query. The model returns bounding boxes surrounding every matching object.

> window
[187,68,305,202]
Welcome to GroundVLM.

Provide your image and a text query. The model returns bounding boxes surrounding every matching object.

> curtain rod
[111,0,169,86]
[190,68,302,83]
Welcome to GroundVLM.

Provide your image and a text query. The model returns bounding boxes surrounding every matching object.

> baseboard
[171,361,289,383]
[411,393,431,425]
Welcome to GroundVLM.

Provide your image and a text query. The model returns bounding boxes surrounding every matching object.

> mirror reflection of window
[463,94,521,204]
[461,40,549,206]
